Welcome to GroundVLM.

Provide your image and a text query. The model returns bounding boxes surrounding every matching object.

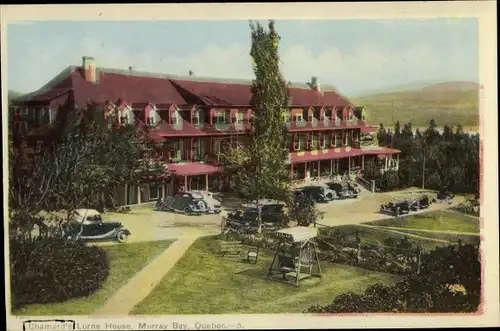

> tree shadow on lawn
[130,236,400,315]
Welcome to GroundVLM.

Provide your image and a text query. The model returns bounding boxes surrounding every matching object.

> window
[149,186,160,200]
[170,140,183,161]
[233,112,244,124]
[171,111,180,125]
[335,132,342,147]
[283,113,291,123]
[14,121,27,135]
[193,138,204,160]
[15,107,28,116]
[298,134,306,151]
[309,134,317,150]
[214,111,227,124]
[343,132,348,146]
[293,114,304,122]
[308,113,314,122]
[192,111,200,125]
[214,139,221,154]
[348,112,354,122]
[120,113,129,125]
[319,133,326,149]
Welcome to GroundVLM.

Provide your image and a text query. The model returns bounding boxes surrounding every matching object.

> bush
[10,237,109,308]
[305,244,481,313]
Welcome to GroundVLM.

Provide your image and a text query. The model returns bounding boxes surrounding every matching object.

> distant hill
[351,81,479,129]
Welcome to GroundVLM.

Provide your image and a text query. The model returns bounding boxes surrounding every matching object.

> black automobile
[63,209,131,243]
[157,191,222,215]
[326,182,358,199]
[223,200,285,233]
[380,200,410,216]
[437,190,455,202]
[408,195,431,211]
[294,185,336,203]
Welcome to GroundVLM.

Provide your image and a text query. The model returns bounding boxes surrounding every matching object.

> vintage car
[326,182,359,199]
[293,185,337,203]
[62,209,131,243]
[223,200,285,233]
[159,191,222,215]
[408,195,431,211]
[437,190,455,202]
[380,200,411,216]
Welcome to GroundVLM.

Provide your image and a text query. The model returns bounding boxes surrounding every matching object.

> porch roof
[167,162,221,176]
[291,148,363,163]
[361,146,401,155]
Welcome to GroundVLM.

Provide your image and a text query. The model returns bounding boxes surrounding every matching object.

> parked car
[408,195,431,211]
[437,190,455,202]
[224,200,285,233]
[326,182,358,199]
[62,209,131,243]
[294,185,337,203]
[380,200,410,216]
[159,191,222,215]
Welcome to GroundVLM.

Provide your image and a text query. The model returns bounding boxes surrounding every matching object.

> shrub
[10,237,109,308]
[305,244,481,313]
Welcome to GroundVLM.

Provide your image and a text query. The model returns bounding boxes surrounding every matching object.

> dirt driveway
[99,191,464,243]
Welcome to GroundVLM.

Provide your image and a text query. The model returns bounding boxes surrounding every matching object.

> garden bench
[217,240,260,264]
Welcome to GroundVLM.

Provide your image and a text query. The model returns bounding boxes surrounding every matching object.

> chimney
[82,56,97,84]
[314,82,321,93]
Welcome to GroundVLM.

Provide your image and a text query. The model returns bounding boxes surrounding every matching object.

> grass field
[12,240,174,316]
[352,89,479,128]
[368,211,480,233]
[131,236,400,315]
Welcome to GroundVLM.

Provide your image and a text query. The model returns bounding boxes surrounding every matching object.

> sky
[7,19,478,97]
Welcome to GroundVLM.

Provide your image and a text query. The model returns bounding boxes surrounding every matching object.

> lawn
[12,240,173,316]
[131,237,400,314]
[367,211,480,233]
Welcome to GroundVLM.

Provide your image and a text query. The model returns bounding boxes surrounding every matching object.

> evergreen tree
[221,20,293,232]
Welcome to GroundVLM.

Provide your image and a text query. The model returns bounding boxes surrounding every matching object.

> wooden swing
[266,226,322,287]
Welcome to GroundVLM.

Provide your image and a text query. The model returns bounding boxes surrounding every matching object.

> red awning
[362,147,401,155]
[167,162,221,176]
[291,148,363,163]
[361,126,378,133]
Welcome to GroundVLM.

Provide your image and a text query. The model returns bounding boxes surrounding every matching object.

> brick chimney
[82,56,97,84]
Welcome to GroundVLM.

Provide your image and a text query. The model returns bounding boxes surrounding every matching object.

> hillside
[351,81,479,129]
[8,90,24,103]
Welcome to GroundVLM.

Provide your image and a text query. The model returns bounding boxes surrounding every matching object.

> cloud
[8,35,476,97]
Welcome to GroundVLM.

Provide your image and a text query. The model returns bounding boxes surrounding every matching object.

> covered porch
[167,162,222,193]
[361,146,400,174]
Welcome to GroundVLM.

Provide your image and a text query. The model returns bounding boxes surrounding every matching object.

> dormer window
[348,112,354,122]
[308,113,314,122]
[171,111,180,125]
[147,116,156,126]
[293,114,304,122]
[283,113,291,123]
[232,112,244,124]
[192,111,200,125]
[120,113,130,125]
[214,111,227,125]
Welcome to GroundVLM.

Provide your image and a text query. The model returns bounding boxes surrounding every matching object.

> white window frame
[293,113,304,123]
[343,132,348,146]
[192,111,200,125]
[348,112,354,122]
[147,116,156,126]
[171,111,180,125]
[233,112,244,124]
[214,112,227,125]
[335,132,342,147]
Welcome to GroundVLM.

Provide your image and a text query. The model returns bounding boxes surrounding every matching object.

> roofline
[14,65,76,103]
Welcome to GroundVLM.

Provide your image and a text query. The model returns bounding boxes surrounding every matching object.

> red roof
[167,162,221,176]
[171,79,352,107]
[361,126,378,133]
[154,120,208,137]
[362,147,401,155]
[287,121,365,132]
[291,148,363,163]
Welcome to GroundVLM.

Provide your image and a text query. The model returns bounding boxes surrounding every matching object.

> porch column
[124,183,128,206]
[397,153,400,170]
[317,161,321,179]
[137,185,141,204]
[336,159,339,173]
[163,184,167,198]
[330,159,333,176]
[205,174,209,191]
[385,155,388,170]
[304,162,308,179]
[362,155,365,170]
[348,157,351,172]
[290,163,294,179]
[184,176,188,191]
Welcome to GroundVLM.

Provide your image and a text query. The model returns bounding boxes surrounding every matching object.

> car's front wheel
[117,231,129,243]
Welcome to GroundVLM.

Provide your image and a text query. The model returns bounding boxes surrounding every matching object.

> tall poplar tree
[222,20,291,232]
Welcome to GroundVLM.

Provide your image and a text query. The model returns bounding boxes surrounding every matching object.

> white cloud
[9,35,475,97]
